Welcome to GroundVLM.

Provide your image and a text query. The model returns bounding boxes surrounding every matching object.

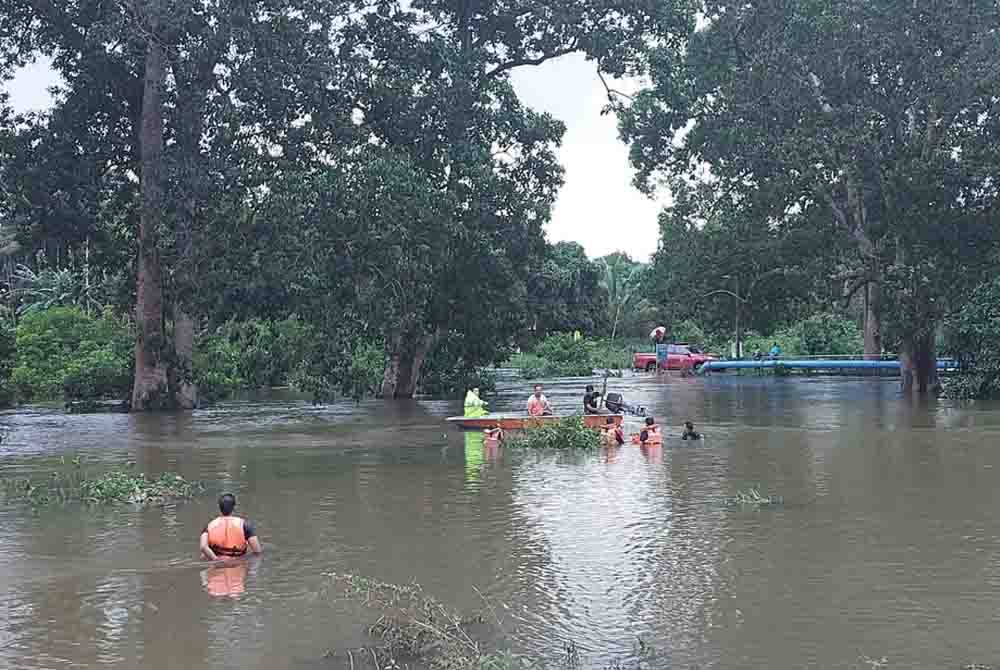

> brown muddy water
[1,374,1000,669]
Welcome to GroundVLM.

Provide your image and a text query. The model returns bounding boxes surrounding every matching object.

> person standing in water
[601,417,624,446]
[200,493,262,561]
[527,384,553,416]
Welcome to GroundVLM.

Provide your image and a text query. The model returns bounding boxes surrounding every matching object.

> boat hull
[446,414,624,431]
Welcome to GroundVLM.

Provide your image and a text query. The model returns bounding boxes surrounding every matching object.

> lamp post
[700,275,747,359]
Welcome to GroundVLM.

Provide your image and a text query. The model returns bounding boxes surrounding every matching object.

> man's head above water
[218,492,237,516]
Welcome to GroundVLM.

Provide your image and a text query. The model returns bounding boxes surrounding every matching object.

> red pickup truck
[633,344,717,372]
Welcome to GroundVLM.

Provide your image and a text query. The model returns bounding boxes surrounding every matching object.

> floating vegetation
[504,417,602,450]
[323,572,489,670]
[726,486,783,507]
[325,573,660,670]
[1,456,202,506]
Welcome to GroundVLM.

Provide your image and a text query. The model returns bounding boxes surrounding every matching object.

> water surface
[1,375,998,669]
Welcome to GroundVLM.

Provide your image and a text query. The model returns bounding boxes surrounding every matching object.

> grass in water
[324,573,658,670]
[726,486,783,507]
[504,417,602,450]
[1,456,202,505]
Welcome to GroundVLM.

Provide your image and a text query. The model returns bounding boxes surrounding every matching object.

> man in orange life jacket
[200,493,262,561]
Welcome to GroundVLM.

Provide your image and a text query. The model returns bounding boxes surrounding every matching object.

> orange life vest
[207,515,248,557]
[631,424,662,445]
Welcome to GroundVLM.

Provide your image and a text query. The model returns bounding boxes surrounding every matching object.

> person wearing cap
[200,493,262,561]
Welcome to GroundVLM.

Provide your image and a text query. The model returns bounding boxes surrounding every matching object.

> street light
[700,275,747,359]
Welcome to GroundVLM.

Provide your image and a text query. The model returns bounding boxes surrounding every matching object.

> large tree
[324,0,696,397]
[621,0,1000,392]
[1,0,353,408]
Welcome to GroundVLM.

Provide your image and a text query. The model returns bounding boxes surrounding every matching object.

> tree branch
[483,42,579,81]
[597,69,634,102]
[699,289,747,304]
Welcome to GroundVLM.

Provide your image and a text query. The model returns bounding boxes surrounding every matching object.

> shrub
[194,316,317,402]
[12,307,132,401]
[742,314,862,358]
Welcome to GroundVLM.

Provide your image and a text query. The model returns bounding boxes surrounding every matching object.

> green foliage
[508,334,645,379]
[598,252,647,340]
[12,307,131,401]
[509,333,593,378]
[622,0,1000,368]
[941,277,1000,399]
[420,364,498,399]
[526,242,609,341]
[505,417,603,450]
[741,314,863,358]
[0,325,15,406]
[788,314,864,357]
[2,458,201,506]
[671,319,705,345]
[194,317,317,403]
[344,341,386,402]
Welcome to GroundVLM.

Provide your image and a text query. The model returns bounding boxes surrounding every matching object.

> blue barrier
[702,358,957,372]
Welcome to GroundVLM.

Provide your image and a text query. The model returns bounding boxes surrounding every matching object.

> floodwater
[2,374,1000,669]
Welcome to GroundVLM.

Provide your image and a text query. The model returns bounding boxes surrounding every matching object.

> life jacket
[601,425,623,446]
[631,425,662,445]
[527,396,547,416]
[207,516,248,557]
[464,391,487,418]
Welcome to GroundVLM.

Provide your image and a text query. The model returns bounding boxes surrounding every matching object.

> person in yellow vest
[200,493,262,561]
[464,387,488,418]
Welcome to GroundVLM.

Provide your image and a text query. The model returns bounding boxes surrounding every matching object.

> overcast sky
[3,53,666,261]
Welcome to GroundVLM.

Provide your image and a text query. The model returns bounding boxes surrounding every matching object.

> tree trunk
[172,304,197,408]
[379,335,404,399]
[914,328,938,394]
[863,281,882,360]
[170,97,202,410]
[900,328,938,395]
[380,332,438,399]
[132,30,170,411]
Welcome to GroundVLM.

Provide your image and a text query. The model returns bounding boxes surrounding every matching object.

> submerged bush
[505,417,602,450]
[12,307,132,401]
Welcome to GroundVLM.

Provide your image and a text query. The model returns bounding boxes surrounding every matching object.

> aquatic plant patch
[504,417,602,450]
[324,572,660,670]
[1,458,202,505]
[725,486,783,507]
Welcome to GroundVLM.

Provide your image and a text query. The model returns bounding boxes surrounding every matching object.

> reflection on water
[2,376,1000,668]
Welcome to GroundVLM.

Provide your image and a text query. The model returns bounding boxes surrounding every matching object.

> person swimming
[681,421,702,440]
[484,424,504,446]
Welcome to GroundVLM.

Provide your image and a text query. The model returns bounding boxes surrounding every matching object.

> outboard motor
[604,393,645,417]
